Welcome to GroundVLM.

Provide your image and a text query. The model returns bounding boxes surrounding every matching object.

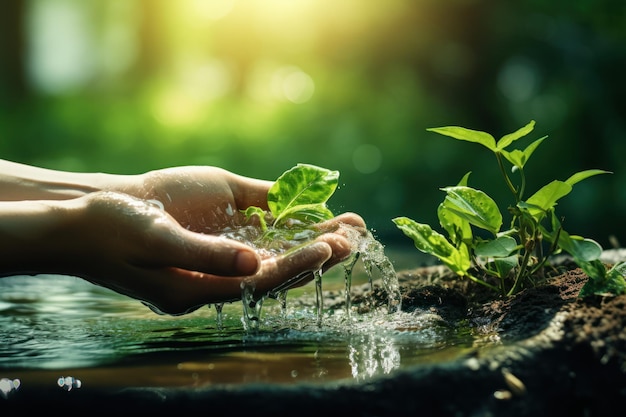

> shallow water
[0,247,477,392]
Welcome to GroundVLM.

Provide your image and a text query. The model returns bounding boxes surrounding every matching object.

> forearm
[0,159,131,201]
[0,199,72,277]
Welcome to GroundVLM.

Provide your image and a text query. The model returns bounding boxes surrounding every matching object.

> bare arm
[0,158,128,201]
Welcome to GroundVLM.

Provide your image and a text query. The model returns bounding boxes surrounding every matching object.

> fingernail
[235,250,260,275]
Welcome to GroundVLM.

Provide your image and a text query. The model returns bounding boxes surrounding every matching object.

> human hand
[112,166,273,233]
[51,191,365,315]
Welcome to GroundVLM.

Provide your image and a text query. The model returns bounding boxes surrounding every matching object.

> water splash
[216,222,401,330]
[341,225,402,314]
[214,303,224,330]
[275,290,288,317]
[342,252,360,317]
[240,282,263,332]
[314,269,323,328]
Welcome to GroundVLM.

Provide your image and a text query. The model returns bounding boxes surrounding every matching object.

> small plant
[393,120,626,297]
[242,163,339,248]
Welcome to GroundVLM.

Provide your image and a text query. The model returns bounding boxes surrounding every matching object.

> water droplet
[314,269,324,328]
[240,283,263,332]
[214,303,224,330]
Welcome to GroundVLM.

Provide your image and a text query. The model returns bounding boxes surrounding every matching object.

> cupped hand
[58,191,365,315]
[114,166,273,233]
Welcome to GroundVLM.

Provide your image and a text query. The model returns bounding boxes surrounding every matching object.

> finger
[153,226,262,277]
[316,212,367,233]
[134,241,335,315]
[314,233,354,270]
[251,241,333,295]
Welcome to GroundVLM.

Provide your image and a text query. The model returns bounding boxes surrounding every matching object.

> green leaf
[437,172,473,245]
[496,120,536,150]
[611,261,626,276]
[438,200,472,246]
[521,180,572,220]
[427,126,497,152]
[275,203,335,227]
[440,186,503,235]
[393,217,471,276]
[579,260,626,297]
[558,231,603,262]
[500,136,547,169]
[242,206,268,231]
[565,169,612,187]
[474,235,518,257]
[269,163,339,226]
[457,171,472,186]
[493,255,519,278]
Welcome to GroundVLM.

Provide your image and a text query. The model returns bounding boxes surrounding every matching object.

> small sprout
[243,163,338,236]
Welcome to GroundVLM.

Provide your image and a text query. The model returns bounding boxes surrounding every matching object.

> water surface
[0,251,476,391]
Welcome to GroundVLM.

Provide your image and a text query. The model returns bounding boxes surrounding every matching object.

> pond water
[0,245,478,394]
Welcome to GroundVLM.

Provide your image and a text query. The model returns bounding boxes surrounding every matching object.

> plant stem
[466,273,500,292]
[495,152,519,201]
[508,249,532,296]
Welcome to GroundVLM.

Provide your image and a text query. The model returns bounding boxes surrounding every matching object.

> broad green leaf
[494,255,519,278]
[274,203,334,227]
[441,186,503,235]
[269,163,339,225]
[427,126,497,152]
[557,231,603,262]
[438,200,473,246]
[565,169,612,187]
[577,259,607,281]
[522,180,572,220]
[393,217,471,276]
[474,235,518,257]
[437,172,473,245]
[496,120,535,150]
[500,136,547,169]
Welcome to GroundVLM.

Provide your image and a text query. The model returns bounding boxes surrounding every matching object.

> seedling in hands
[243,163,339,250]
[393,120,626,297]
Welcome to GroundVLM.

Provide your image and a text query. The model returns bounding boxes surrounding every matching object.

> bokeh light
[1,0,624,248]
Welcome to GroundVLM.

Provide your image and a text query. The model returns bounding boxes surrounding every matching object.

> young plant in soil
[393,120,626,297]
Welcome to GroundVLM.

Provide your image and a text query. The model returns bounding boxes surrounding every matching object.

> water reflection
[0,274,476,389]
[348,334,401,381]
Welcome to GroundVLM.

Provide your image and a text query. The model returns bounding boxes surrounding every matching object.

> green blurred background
[1,0,625,255]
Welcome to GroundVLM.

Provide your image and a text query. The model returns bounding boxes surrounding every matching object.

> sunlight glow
[151,89,203,128]
[190,0,235,21]
[280,68,315,104]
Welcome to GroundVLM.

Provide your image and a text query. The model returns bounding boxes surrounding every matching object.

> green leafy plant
[243,163,339,245]
[393,120,626,297]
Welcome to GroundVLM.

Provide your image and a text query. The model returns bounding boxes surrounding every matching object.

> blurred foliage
[1,0,625,253]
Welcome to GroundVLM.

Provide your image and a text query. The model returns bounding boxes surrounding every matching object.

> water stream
[0,228,480,393]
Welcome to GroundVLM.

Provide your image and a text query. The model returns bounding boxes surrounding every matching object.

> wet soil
[325,252,626,416]
[4,253,625,416]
